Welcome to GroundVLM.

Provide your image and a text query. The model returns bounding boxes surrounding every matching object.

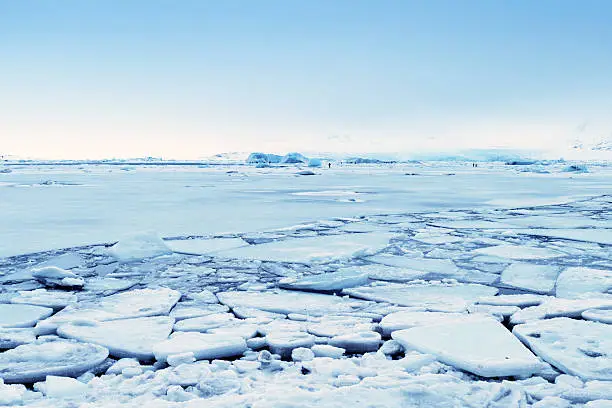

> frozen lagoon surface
[0,161,611,407]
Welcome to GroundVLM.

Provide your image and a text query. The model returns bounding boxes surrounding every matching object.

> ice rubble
[393,317,544,377]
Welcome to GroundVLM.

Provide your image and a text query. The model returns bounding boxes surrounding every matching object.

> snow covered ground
[0,161,611,407]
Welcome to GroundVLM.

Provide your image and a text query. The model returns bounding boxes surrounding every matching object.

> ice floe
[166,237,249,255]
[555,267,612,299]
[0,304,53,328]
[108,232,172,262]
[514,317,612,380]
[344,281,497,312]
[153,332,247,362]
[500,263,561,294]
[473,244,564,260]
[215,232,395,263]
[57,316,174,361]
[279,268,369,291]
[0,339,109,383]
[393,317,543,377]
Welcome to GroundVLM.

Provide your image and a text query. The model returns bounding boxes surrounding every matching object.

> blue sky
[1,0,611,158]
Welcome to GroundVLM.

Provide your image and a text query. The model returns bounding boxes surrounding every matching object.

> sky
[1,0,611,159]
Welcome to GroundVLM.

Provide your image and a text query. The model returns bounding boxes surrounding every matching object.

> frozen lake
[0,161,611,407]
[1,162,610,258]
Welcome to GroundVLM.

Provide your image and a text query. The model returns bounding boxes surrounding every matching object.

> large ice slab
[514,228,612,245]
[153,332,247,362]
[0,304,53,328]
[37,288,181,331]
[365,254,461,278]
[392,317,543,378]
[0,340,109,384]
[57,316,174,361]
[514,318,612,380]
[166,237,249,255]
[473,244,564,260]
[214,232,395,263]
[380,311,493,336]
[217,290,366,316]
[10,289,77,310]
[555,267,612,299]
[511,297,612,324]
[343,282,497,312]
[31,266,84,288]
[279,269,369,292]
[500,263,561,294]
[582,308,612,324]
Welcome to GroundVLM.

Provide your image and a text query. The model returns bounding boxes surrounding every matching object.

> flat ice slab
[473,244,563,260]
[343,282,497,312]
[10,289,77,310]
[555,267,612,299]
[0,304,53,328]
[214,232,395,263]
[166,237,249,255]
[279,269,369,291]
[514,228,612,245]
[500,263,560,294]
[37,288,181,330]
[380,311,493,336]
[0,340,109,384]
[365,254,461,278]
[582,308,612,324]
[57,316,174,361]
[217,290,366,316]
[392,317,542,378]
[153,332,247,362]
[513,317,612,381]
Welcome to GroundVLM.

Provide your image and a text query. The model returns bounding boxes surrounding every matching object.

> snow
[166,237,249,255]
[0,304,53,328]
[153,332,247,362]
[57,316,174,361]
[392,317,544,377]
[473,244,564,260]
[555,267,612,299]
[108,232,172,262]
[514,317,612,380]
[344,281,498,312]
[215,232,395,263]
[0,339,109,383]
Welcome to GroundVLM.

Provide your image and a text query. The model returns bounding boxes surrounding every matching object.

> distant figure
[328,162,332,169]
